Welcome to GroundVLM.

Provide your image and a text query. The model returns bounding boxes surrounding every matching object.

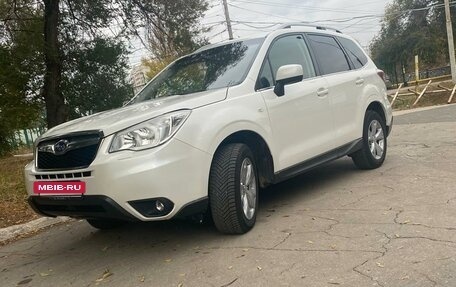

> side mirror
[274,64,304,97]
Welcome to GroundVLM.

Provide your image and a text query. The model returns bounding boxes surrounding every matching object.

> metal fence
[405,66,451,82]
[9,127,45,148]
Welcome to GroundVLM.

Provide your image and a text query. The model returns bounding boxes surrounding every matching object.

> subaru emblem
[53,139,70,155]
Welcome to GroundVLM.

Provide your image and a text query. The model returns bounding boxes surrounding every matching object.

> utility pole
[445,0,456,83]
[222,0,233,40]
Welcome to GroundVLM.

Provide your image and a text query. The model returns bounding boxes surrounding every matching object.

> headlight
[109,110,191,152]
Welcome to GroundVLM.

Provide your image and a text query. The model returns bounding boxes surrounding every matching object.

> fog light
[156,200,165,211]
[129,197,174,218]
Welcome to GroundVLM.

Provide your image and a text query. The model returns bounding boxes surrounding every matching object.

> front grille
[36,131,102,170]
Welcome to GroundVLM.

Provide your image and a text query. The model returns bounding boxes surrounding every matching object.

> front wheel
[209,143,258,234]
[351,110,387,169]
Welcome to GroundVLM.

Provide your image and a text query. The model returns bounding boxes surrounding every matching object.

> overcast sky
[129,0,392,66]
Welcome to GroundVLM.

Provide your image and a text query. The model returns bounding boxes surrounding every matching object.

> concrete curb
[393,103,456,116]
[0,217,72,245]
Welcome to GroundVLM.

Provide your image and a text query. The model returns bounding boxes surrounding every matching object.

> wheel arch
[366,101,386,122]
[213,130,275,188]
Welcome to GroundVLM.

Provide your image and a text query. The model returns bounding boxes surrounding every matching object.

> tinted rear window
[338,37,368,69]
[307,34,350,75]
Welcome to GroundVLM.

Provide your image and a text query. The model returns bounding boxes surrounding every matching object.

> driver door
[258,34,335,171]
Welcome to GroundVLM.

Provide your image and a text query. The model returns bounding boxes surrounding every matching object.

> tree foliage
[141,0,209,80]
[0,0,208,154]
[0,0,44,154]
[371,0,453,83]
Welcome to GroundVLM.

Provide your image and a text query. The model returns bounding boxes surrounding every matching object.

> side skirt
[273,139,363,184]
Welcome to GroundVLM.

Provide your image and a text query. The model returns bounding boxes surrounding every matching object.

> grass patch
[389,81,455,110]
[0,153,39,228]
[390,92,451,110]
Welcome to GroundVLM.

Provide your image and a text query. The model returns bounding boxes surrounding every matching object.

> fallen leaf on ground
[95,270,113,282]
[39,272,49,277]
[376,262,385,268]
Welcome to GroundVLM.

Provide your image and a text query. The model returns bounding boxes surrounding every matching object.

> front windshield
[130,38,264,104]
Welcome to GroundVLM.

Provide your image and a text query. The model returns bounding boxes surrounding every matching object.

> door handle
[316,88,329,97]
[355,78,365,85]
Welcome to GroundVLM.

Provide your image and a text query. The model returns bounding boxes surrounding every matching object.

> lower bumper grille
[28,195,137,221]
[35,171,92,180]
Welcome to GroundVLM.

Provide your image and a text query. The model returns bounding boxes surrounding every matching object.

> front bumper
[25,137,212,221]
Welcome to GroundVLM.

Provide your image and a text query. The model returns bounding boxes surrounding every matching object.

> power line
[231,0,385,14]
[228,2,302,22]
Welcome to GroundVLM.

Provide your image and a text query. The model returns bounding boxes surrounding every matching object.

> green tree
[371,0,453,84]
[1,0,209,129]
[0,0,43,154]
[141,1,209,81]
[61,37,133,119]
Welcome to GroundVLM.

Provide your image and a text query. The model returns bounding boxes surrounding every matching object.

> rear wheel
[352,110,387,169]
[209,143,258,234]
[86,219,124,230]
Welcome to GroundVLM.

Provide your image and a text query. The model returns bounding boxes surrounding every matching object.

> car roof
[195,23,351,53]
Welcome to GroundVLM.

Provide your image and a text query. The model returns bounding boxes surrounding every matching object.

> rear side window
[307,34,350,75]
[338,37,368,69]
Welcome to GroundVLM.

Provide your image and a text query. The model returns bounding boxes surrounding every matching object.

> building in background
[128,65,149,95]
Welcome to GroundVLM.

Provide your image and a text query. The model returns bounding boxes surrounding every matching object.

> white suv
[25,24,393,234]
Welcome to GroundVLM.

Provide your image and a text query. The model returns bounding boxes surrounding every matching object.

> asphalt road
[1,105,456,287]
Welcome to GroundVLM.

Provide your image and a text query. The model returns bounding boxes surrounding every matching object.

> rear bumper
[387,116,393,137]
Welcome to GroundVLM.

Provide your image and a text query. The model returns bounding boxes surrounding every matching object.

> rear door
[258,34,335,171]
[306,34,361,146]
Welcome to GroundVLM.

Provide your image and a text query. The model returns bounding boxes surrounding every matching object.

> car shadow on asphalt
[1,157,366,280]
[80,157,359,240]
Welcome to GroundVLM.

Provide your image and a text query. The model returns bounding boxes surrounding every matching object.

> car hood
[41,88,227,139]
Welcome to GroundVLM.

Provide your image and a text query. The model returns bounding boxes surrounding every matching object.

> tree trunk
[43,0,66,128]
[394,64,399,86]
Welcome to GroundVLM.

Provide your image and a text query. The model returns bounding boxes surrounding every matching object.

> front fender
[175,93,275,158]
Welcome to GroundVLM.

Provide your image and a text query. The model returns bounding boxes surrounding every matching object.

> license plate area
[34,181,86,195]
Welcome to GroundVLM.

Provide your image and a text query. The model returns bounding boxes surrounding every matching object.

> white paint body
[24,26,393,221]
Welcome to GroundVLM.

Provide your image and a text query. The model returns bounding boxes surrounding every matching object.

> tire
[209,143,259,234]
[351,110,387,170]
[86,219,124,230]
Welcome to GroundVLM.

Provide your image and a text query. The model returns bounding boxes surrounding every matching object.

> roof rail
[277,23,342,34]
